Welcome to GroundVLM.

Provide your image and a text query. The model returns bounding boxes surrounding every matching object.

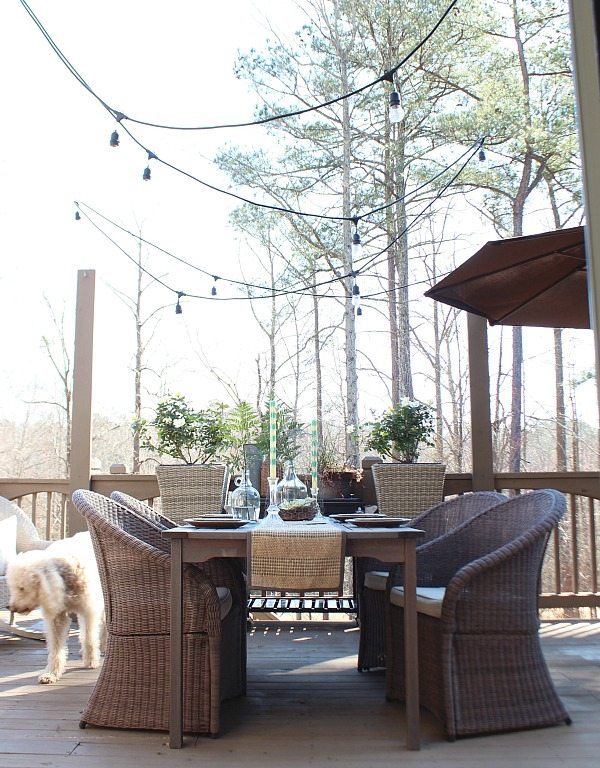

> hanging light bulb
[351,277,360,308]
[352,231,363,261]
[75,211,81,221]
[110,130,119,147]
[143,151,157,181]
[389,91,404,124]
[211,276,218,296]
[478,148,486,163]
[175,291,184,314]
[356,306,363,317]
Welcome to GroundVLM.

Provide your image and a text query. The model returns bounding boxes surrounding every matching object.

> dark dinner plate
[183,518,256,529]
[347,517,410,528]
[329,512,385,522]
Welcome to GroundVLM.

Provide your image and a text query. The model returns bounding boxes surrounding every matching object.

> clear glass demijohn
[276,460,308,504]
[230,470,261,521]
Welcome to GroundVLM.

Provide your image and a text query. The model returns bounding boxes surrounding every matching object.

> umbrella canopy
[425,226,589,329]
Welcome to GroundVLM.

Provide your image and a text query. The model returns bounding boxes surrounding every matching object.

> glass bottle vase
[276,460,308,505]
[230,469,261,521]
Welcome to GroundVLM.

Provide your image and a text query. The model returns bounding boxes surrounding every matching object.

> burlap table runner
[249,522,345,592]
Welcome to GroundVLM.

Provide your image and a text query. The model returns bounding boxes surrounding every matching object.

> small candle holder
[311,486,325,521]
[261,476,284,526]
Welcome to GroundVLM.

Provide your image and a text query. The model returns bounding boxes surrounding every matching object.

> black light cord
[19,0,468,225]
[19,0,458,132]
[78,202,453,310]
[75,137,482,297]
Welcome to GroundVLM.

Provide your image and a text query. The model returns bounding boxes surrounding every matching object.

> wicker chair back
[371,462,446,518]
[156,464,229,523]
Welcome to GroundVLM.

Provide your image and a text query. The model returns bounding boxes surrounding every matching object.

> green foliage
[140,394,229,465]
[366,399,435,463]
[224,401,262,472]
[255,400,303,464]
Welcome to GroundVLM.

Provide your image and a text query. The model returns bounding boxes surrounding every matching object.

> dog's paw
[83,655,101,669]
[38,671,59,685]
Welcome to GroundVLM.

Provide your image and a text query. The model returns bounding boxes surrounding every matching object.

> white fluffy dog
[7,532,105,684]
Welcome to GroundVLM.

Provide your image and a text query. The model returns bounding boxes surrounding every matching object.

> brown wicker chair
[110,489,248,691]
[371,461,446,518]
[156,464,230,524]
[72,489,243,735]
[357,491,506,670]
[385,488,570,740]
[355,461,446,670]
[110,490,176,530]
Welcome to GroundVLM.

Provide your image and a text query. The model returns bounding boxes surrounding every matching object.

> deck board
[1,617,599,767]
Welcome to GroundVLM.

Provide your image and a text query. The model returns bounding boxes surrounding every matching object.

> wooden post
[467,314,494,490]
[67,270,95,533]
[569,1,600,430]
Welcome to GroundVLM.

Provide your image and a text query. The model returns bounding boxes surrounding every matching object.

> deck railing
[1,470,598,615]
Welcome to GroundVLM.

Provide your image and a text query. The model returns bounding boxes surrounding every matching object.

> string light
[356,305,363,316]
[75,211,81,220]
[17,0,458,134]
[110,130,119,147]
[211,276,218,296]
[75,140,481,310]
[75,138,481,300]
[175,291,184,314]
[351,218,364,261]
[478,148,486,162]
[76,200,455,312]
[143,151,157,181]
[389,91,404,124]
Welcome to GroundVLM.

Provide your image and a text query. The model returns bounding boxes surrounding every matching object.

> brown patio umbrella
[424,226,589,329]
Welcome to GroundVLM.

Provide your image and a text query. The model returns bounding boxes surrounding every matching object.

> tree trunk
[338,37,359,468]
[312,281,323,451]
[554,329,567,471]
[132,238,143,473]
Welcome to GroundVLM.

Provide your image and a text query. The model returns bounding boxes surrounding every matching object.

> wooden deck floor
[1,617,599,768]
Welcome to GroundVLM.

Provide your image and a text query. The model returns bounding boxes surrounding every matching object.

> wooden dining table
[164,520,424,750]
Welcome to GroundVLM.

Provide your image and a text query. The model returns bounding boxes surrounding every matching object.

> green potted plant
[223,401,262,474]
[139,394,231,522]
[366,399,435,463]
[140,393,229,465]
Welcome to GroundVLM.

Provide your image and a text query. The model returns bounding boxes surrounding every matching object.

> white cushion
[364,570,389,590]
[0,514,17,576]
[390,586,445,618]
[216,587,233,619]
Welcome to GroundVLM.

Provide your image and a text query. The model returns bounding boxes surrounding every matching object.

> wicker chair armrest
[89,520,222,636]
[439,533,550,634]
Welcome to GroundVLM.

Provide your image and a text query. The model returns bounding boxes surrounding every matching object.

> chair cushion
[216,587,233,620]
[390,586,445,618]
[364,570,389,591]
[0,515,17,576]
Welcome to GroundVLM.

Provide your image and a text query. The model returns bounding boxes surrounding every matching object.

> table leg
[403,541,420,750]
[169,538,183,748]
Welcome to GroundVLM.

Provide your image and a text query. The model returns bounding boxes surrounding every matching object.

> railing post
[68,269,95,533]
[467,314,494,490]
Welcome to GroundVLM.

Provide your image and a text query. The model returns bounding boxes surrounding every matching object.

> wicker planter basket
[278,498,318,522]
